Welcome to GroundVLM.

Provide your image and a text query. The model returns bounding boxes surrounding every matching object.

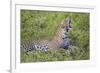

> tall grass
[21,10,90,63]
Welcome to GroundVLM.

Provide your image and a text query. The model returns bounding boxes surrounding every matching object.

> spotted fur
[21,17,72,53]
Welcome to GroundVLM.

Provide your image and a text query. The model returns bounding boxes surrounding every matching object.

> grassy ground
[21,48,89,63]
[21,10,90,63]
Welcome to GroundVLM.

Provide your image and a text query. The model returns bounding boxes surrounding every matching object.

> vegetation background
[21,10,89,63]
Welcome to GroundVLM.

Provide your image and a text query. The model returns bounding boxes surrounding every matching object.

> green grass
[21,10,71,42]
[21,10,90,63]
[21,48,89,63]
